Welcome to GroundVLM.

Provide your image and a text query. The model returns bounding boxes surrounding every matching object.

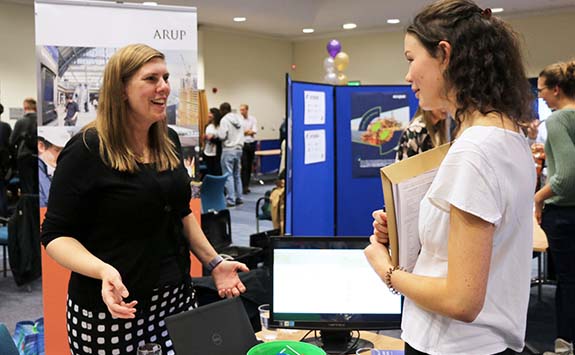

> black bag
[8,194,41,286]
[201,209,263,274]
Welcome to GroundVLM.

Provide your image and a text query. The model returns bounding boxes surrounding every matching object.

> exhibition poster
[350,92,410,178]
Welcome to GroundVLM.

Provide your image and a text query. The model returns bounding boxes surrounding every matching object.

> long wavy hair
[540,60,575,99]
[407,0,534,128]
[84,44,179,173]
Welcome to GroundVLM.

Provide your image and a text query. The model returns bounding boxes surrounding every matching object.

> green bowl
[247,340,327,355]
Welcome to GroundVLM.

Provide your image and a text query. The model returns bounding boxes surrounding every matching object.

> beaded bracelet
[384,265,404,295]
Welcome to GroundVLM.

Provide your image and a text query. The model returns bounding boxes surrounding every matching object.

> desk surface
[255,149,281,156]
[256,329,404,350]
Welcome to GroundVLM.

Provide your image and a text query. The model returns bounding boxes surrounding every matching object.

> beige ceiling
[9,0,575,39]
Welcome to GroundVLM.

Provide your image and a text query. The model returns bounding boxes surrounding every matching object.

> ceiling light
[492,8,504,13]
[302,28,315,34]
[233,17,247,22]
[387,19,400,24]
[142,1,157,5]
[342,23,357,30]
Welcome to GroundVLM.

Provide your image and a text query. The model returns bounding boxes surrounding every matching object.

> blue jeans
[221,149,242,204]
[541,204,575,342]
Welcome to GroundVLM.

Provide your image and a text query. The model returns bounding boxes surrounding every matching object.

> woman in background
[203,107,223,176]
[396,107,449,161]
[535,60,575,355]
[366,1,535,354]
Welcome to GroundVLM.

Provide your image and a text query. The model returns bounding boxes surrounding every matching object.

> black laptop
[165,297,259,355]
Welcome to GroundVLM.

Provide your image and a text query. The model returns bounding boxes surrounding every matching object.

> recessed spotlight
[142,1,157,5]
[387,19,400,24]
[342,23,357,30]
[492,8,504,13]
[302,28,315,34]
[233,17,247,22]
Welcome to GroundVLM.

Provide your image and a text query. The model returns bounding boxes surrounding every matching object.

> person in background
[203,107,222,176]
[0,103,12,216]
[37,127,71,208]
[396,107,449,161]
[41,44,248,355]
[9,97,38,194]
[217,102,244,207]
[534,60,575,355]
[240,104,257,193]
[365,1,535,354]
[64,95,79,126]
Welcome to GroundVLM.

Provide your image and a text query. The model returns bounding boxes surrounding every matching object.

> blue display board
[335,86,418,236]
[288,82,335,236]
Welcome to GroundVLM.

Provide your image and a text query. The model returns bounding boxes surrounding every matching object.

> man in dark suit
[9,98,38,194]
[0,103,13,216]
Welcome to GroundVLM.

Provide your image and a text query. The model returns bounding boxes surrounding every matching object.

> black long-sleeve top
[41,127,192,310]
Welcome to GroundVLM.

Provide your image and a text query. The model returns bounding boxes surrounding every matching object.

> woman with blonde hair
[535,59,575,355]
[396,106,449,161]
[41,44,248,355]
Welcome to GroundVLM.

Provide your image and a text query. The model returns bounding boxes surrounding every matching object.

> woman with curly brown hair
[365,1,536,354]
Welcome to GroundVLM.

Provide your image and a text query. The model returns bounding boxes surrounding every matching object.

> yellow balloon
[337,73,348,85]
[334,52,350,72]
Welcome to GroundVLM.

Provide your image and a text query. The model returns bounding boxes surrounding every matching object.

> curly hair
[407,0,533,127]
[540,60,575,99]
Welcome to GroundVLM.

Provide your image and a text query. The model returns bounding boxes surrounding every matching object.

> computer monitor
[271,237,402,354]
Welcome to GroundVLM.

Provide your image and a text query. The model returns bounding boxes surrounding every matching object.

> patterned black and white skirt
[66,283,197,355]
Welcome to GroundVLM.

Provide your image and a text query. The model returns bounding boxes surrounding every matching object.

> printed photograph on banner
[36,45,200,201]
[350,92,410,178]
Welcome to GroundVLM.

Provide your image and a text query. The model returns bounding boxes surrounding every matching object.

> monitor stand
[301,330,373,355]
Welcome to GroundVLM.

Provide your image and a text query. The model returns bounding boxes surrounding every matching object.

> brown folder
[380,143,451,270]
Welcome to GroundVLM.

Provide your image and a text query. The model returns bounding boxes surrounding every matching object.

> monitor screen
[271,237,402,331]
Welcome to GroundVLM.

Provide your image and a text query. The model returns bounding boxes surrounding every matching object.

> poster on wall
[35,0,199,204]
[350,92,410,178]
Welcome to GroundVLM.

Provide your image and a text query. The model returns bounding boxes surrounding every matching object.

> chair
[0,323,19,355]
[0,216,9,277]
[255,190,272,233]
[200,173,229,213]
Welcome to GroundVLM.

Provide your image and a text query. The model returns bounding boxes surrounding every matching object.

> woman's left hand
[211,260,249,298]
[364,235,393,276]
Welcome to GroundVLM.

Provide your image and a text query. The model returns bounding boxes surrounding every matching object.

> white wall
[1,2,574,132]
[292,10,575,84]
[200,28,293,140]
[0,1,36,125]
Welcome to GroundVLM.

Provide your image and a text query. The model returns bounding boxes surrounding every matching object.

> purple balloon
[326,39,341,58]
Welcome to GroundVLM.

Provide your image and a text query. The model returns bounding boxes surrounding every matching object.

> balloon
[324,72,338,85]
[334,52,350,72]
[326,39,341,58]
[337,73,348,85]
[323,57,335,73]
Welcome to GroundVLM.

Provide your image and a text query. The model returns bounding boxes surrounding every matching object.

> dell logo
[211,332,223,346]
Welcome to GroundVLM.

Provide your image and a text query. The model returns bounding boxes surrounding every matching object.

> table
[254,149,281,176]
[255,149,281,157]
[256,328,404,351]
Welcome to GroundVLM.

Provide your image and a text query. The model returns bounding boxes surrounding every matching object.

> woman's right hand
[100,264,138,319]
[371,209,389,245]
